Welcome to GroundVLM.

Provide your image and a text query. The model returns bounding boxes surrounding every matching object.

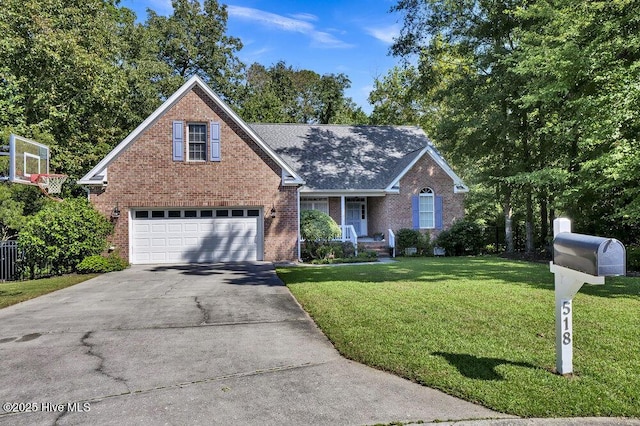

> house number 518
[561,300,572,345]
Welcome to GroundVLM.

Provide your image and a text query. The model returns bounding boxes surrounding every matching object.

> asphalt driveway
[0,263,510,425]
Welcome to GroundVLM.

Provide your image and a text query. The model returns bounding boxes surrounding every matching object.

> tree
[0,185,25,241]
[369,65,429,127]
[0,0,166,178]
[239,61,357,124]
[146,0,244,102]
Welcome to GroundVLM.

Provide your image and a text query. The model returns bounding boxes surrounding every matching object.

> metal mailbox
[553,232,626,277]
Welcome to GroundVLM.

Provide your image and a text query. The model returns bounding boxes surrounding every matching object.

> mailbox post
[550,218,626,375]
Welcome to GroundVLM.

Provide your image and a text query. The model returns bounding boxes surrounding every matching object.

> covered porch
[300,193,397,254]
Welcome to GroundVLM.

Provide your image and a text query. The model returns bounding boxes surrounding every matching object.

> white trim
[385,146,469,194]
[419,187,435,229]
[301,189,388,197]
[78,76,304,186]
[187,122,207,162]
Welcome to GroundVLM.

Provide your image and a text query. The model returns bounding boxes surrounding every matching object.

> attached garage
[130,208,263,264]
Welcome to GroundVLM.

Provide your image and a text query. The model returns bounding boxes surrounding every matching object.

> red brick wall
[328,197,341,224]
[370,153,465,241]
[89,86,298,262]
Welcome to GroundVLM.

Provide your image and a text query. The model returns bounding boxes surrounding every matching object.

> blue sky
[119,0,405,114]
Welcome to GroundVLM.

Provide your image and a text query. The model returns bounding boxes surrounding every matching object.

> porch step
[359,241,390,258]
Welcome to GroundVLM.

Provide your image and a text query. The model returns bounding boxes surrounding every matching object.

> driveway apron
[0,263,510,425]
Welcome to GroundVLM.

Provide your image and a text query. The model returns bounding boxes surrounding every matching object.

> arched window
[419,188,435,229]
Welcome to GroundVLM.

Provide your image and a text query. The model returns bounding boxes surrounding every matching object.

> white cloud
[227,5,354,49]
[365,23,401,45]
[289,13,318,22]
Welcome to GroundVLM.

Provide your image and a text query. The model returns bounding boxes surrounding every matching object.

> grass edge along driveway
[0,274,98,309]
[277,257,640,418]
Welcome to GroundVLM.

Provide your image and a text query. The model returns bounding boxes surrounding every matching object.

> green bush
[76,252,129,274]
[628,246,640,272]
[435,220,485,256]
[300,210,342,260]
[316,242,344,259]
[18,198,113,276]
[395,228,431,256]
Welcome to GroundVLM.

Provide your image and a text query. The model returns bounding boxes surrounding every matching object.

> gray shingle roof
[249,124,433,191]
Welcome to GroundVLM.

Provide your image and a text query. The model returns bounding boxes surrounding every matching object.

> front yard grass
[0,274,98,309]
[277,257,640,418]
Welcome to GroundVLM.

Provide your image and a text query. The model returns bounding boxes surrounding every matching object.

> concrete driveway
[0,263,510,425]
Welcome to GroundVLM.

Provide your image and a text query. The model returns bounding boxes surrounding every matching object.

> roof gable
[78,76,304,186]
[250,124,468,193]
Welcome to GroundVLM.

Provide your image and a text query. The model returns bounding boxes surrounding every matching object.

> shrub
[76,252,129,274]
[300,210,342,259]
[395,228,431,256]
[316,242,344,259]
[628,246,640,272]
[435,220,485,256]
[18,198,113,276]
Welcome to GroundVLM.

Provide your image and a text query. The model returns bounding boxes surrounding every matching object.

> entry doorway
[345,198,367,236]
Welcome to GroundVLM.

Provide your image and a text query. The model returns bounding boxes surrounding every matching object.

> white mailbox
[549,218,626,375]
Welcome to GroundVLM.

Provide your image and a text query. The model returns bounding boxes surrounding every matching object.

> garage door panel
[151,224,167,233]
[167,238,182,247]
[184,223,199,232]
[131,211,260,264]
[134,223,151,233]
[167,223,183,233]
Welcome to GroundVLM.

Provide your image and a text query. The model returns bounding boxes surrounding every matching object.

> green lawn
[0,274,98,309]
[278,257,640,418]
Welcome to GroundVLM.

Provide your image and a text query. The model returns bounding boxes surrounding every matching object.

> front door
[346,198,367,236]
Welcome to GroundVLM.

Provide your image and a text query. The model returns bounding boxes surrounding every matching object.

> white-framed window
[419,187,435,229]
[188,123,207,161]
[300,197,329,215]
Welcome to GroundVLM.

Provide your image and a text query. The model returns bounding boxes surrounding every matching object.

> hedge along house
[78,76,468,264]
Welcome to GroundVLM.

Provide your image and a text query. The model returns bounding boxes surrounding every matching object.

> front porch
[301,194,397,256]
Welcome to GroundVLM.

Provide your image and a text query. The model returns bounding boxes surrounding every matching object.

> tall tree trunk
[525,187,534,254]
[540,191,548,248]
[504,189,514,253]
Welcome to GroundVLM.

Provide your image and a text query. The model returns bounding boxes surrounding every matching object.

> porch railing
[388,229,396,258]
[336,225,358,249]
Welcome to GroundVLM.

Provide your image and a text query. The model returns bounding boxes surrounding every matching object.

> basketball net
[29,174,68,201]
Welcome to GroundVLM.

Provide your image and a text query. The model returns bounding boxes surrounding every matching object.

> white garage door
[130,208,262,264]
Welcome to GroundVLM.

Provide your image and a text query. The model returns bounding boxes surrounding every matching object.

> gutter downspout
[81,186,90,201]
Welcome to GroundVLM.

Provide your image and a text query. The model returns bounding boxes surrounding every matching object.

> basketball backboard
[4,134,50,184]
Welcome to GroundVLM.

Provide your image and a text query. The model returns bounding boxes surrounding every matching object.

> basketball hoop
[29,173,68,200]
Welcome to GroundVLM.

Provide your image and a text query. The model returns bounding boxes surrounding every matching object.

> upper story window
[173,120,221,162]
[188,123,207,161]
[419,187,435,229]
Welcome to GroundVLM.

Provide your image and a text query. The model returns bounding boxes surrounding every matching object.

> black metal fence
[1,241,19,281]
[0,241,55,281]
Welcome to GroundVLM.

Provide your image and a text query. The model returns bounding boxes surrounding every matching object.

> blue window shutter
[411,195,420,229]
[210,122,220,162]
[435,195,443,230]
[172,121,184,161]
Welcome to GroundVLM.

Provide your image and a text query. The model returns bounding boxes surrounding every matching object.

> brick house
[78,76,468,264]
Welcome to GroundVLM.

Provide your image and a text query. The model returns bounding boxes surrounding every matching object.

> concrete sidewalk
[0,263,637,425]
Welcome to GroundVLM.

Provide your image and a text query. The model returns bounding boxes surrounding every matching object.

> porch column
[340,195,346,228]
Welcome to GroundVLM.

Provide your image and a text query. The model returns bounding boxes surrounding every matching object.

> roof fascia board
[300,189,387,197]
[78,75,304,186]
